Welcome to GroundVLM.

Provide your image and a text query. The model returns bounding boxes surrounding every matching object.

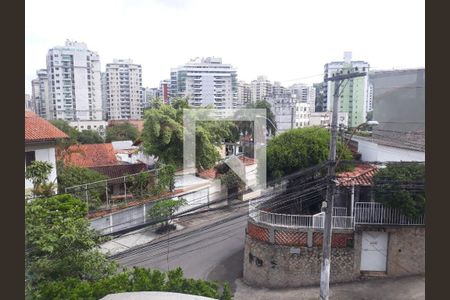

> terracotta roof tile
[337,164,379,186]
[90,163,148,183]
[61,143,118,167]
[25,111,68,143]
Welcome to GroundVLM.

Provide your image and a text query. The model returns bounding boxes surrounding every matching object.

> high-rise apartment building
[289,83,316,113]
[31,69,51,119]
[323,52,370,128]
[160,80,170,104]
[237,80,252,107]
[101,72,108,120]
[105,59,143,120]
[251,76,272,102]
[46,40,103,121]
[169,57,237,109]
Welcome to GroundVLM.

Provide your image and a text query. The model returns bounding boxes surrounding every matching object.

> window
[25,151,35,167]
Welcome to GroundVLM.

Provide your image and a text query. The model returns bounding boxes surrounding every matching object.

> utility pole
[320,69,366,300]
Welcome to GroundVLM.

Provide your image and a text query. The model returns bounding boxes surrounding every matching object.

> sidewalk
[100,204,245,256]
[233,275,425,300]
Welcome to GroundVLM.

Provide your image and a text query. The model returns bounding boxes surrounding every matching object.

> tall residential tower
[46,40,103,121]
[105,59,143,120]
[170,57,237,109]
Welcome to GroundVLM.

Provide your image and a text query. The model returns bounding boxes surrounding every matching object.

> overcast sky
[25,0,424,94]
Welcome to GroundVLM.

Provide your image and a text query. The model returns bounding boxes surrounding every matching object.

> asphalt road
[114,206,247,289]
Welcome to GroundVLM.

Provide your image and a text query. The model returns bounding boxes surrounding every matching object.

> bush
[373,162,425,218]
[147,198,187,231]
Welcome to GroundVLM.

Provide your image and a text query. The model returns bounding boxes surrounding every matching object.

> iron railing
[354,202,425,225]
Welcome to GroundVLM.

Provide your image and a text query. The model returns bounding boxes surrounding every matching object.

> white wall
[354,138,425,162]
[25,143,58,191]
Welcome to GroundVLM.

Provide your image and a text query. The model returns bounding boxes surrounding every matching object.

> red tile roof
[25,111,68,143]
[61,143,118,167]
[91,163,148,183]
[337,164,379,186]
[198,168,219,179]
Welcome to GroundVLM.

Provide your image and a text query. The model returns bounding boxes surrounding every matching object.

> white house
[25,111,68,195]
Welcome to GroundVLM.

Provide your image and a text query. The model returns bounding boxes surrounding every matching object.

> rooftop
[61,143,118,168]
[25,111,68,144]
[336,164,379,187]
[91,163,148,183]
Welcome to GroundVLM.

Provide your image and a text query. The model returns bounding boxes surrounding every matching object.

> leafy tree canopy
[141,99,236,170]
[77,130,104,144]
[106,122,140,142]
[246,100,277,136]
[266,127,353,180]
[25,161,55,197]
[147,198,187,228]
[26,195,233,299]
[373,162,425,218]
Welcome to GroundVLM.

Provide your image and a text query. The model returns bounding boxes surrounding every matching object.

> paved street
[113,206,247,286]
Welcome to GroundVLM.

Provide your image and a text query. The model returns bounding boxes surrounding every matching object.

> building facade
[237,80,252,107]
[251,76,272,103]
[46,40,103,121]
[105,59,143,120]
[31,69,51,119]
[289,83,316,113]
[323,52,370,128]
[169,57,237,109]
[68,120,108,138]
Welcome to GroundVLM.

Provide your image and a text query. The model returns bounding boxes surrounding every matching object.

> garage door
[360,231,388,272]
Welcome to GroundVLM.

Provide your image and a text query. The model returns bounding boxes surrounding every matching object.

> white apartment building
[309,111,349,128]
[237,80,252,108]
[31,69,51,119]
[47,40,103,121]
[251,76,272,102]
[269,97,308,134]
[169,57,237,109]
[101,72,108,120]
[295,102,311,128]
[367,83,374,112]
[105,59,143,120]
[68,120,108,138]
[290,83,316,113]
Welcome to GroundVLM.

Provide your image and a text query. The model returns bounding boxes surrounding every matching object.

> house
[60,143,148,196]
[25,111,68,196]
[243,163,424,288]
[111,140,156,167]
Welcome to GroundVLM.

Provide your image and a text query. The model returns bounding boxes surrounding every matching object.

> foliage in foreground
[25,161,55,197]
[26,194,232,299]
[373,162,425,218]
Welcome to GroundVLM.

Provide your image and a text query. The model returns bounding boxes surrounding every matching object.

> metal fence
[252,207,353,229]
[354,202,425,225]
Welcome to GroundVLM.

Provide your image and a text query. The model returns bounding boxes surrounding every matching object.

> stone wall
[244,220,359,288]
[243,234,359,288]
[243,220,425,288]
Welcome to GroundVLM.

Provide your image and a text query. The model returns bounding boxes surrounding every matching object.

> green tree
[33,267,230,300]
[25,161,55,197]
[56,163,108,209]
[373,162,425,218]
[105,122,139,142]
[266,127,353,180]
[246,100,277,136]
[152,164,176,195]
[141,99,235,170]
[50,119,79,144]
[147,198,187,230]
[77,130,104,144]
[25,195,116,295]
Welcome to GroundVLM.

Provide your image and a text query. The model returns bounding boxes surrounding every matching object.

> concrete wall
[91,185,217,235]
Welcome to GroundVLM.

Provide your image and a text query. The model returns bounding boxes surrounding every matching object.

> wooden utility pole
[320,70,366,300]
